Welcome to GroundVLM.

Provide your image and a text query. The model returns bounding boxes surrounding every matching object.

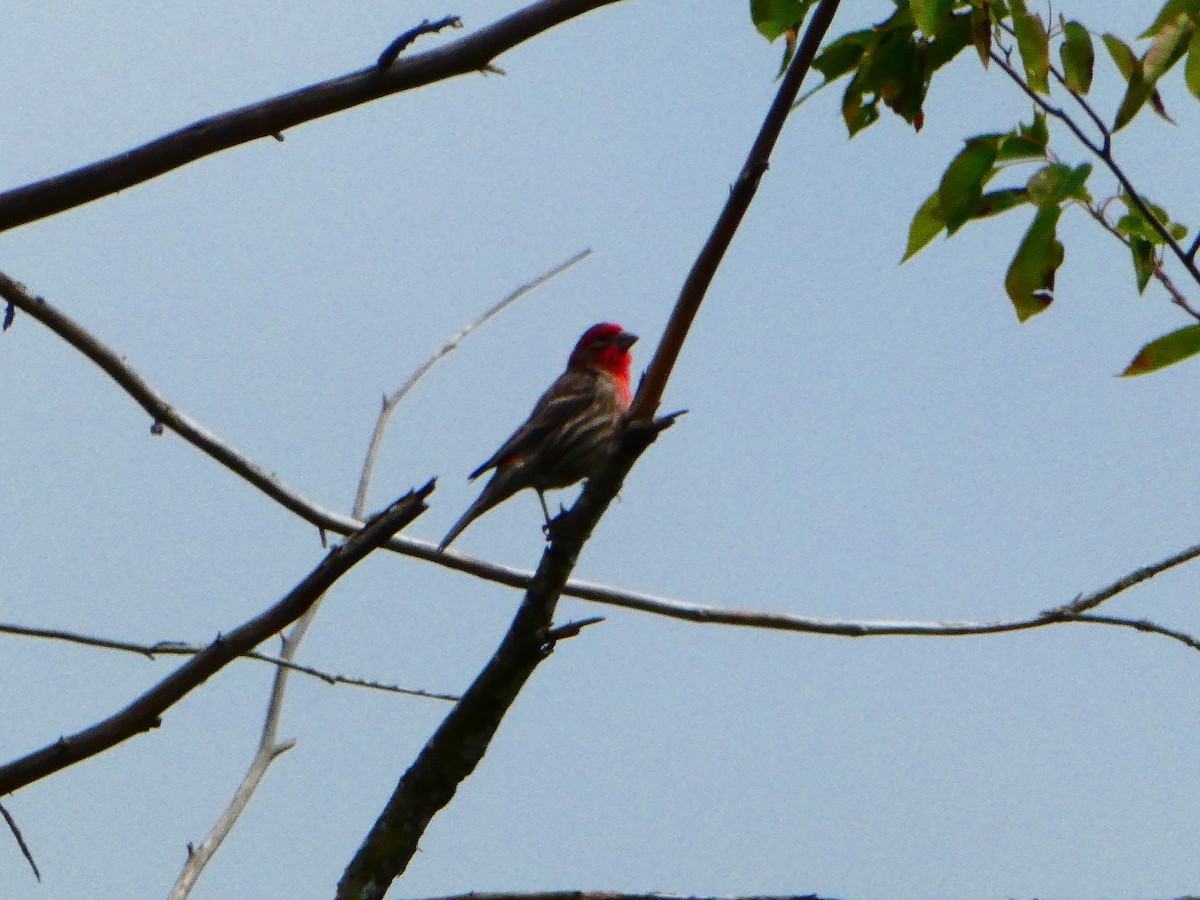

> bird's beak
[616,331,638,351]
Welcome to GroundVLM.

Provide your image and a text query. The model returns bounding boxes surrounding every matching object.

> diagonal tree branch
[0,484,432,796]
[0,0,626,233]
[629,0,844,420]
[336,4,844,897]
[0,802,40,882]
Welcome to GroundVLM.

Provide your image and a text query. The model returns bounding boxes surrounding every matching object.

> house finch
[438,322,638,551]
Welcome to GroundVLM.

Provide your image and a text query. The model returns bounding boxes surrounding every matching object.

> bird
[438,322,638,551]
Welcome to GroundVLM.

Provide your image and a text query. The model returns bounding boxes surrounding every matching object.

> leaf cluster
[749,0,1200,373]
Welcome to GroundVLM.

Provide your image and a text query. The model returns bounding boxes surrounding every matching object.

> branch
[413,894,833,900]
[377,16,464,70]
[1080,202,1200,320]
[0,0,626,233]
[0,622,457,701]
[0,485,431,796]
[0,802,40,882]
[629,0,844,420]
[336,4,841,894]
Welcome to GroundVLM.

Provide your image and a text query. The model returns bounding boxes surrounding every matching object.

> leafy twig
[988,47,1200,292]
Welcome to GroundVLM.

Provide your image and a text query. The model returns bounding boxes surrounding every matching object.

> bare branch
[413,894,833,900]
[0,485,431,796]
[0,0,626,233]
[629,0,844,421]
[1061,613,1200,653]
[353,248,592,516]
[0,622,456,701]
[0,802,40,882]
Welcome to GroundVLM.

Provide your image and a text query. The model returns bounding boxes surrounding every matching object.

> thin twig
[0,0,626,232]
[0,485,431,796]
[1079,202,1200,320]
[0,802,40,882]
[353,248,591,516]
[0,622,457,701]
[377,16,463,69]
[1061,612,1200,653]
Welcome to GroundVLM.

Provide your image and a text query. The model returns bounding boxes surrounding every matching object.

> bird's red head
[568,322,638,380]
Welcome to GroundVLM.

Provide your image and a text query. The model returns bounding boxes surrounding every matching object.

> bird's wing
[467,369,597,480]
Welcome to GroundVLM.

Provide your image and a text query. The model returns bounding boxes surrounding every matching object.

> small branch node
[545,616,606,643]
[377,15,463,70]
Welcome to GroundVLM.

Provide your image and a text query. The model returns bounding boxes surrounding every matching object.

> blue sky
[3,2,1200,898]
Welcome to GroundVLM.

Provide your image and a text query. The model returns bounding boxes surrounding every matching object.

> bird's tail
[437,474,511,551]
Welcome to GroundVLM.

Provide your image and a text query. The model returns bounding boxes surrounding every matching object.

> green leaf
[1112,57,1151,130]
[813,31,871,82]
[903,190,945,261]
[867,28,929,129]
[1026,163,1074,206]
[1187,27,1200,99]
[969,0,991,68]
[971,187,1030,220]
[1060,162,1093,203]
[938,137,999,232]
[1103,33,1136,76]
[1020,111,1049,147]
[911,0,952,38]
[1010,0,1050,92]
[996,134,1046,160]
[1117,193,1185,244]
[841,72,880,136]
[1140,0,1200,39]
[1144,13,1194,81]
[1025,162,1091,206]
[1106,28,1182,129]
[927,12,973,72]
[1059,21,1094,94]
[1005,205,1063,322]
[751,0,815,41]
[1129,237,1155,293]
[1121,324,1200,376]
